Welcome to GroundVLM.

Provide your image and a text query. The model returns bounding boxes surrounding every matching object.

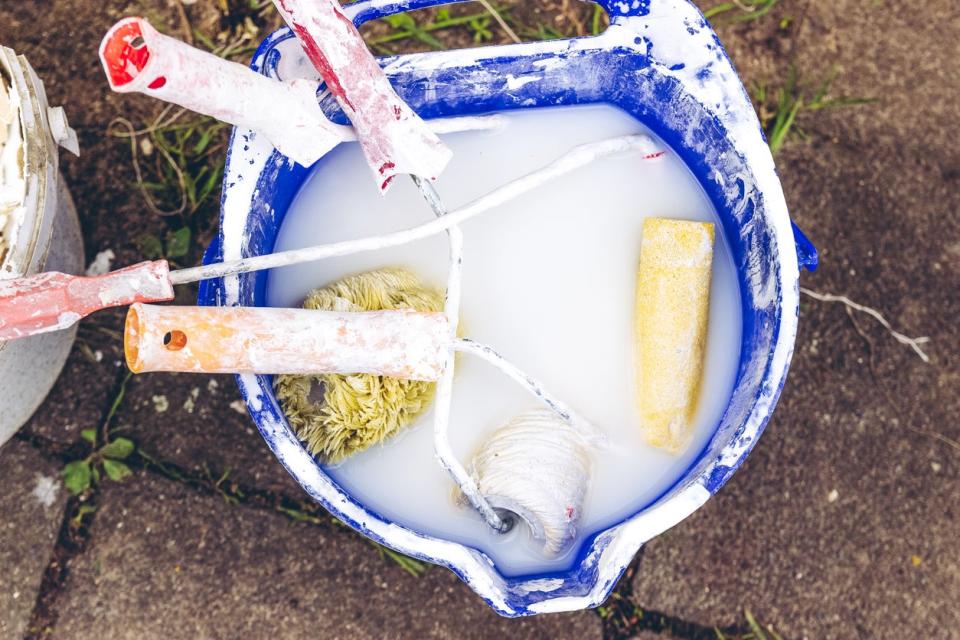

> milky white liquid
[266,105,742,576]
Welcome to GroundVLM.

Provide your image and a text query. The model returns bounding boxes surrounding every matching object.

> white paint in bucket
[267,105,742,574]
[0,48,83,447]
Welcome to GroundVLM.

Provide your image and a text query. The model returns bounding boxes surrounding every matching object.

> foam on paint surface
[0,74,25,271]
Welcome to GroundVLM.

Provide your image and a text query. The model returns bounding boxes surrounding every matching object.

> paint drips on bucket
[0,72,26,270]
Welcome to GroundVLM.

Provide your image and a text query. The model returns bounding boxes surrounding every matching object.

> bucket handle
[792,222,819,272]
[348,0,646,28]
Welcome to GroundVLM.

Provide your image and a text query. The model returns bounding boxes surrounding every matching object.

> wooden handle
[124,304,450,380]
[0,261,173,341]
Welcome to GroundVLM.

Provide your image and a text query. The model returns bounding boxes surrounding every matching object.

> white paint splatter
[85,249,116,276]
[0,73,25,274]
[183,387,200,414]
[32,474,59,508]
[151,394,169,413]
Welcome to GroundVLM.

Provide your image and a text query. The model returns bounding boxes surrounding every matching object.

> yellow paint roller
[635,218,715,454]
[124,304,450,381]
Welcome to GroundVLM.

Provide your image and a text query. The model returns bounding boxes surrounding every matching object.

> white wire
[414,177,510,533]
[169,134,661,285]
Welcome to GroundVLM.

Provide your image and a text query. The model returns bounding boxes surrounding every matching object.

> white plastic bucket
[0,47,83,447]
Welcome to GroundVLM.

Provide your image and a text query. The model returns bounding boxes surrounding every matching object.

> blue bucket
[198,0,818,617]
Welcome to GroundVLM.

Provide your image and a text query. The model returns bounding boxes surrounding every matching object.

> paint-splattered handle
[272,0,453,191]
[99,17,349,167]
[0,261,174,341]
[124,304,450,379]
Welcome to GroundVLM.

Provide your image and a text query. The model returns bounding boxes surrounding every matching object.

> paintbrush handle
[0,261,174,341]
[124,304,450,380]
[99,17,348,167]
[271,0,452,191]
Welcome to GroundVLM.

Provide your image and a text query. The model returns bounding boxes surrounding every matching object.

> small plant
[519,22,567,41]
[591,4,609,36]
[704,0,781,23]
[62,433,136,495]
[62,373,136,496]
[753,67,876,156]
[136,226,192,266]
[467,15,494,43]
[365,3,525,53]
[381,13,446,50]
[376,544,429,578]
[715,610,785,640]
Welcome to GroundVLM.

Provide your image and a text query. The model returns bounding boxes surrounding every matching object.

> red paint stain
[290,23,356,112]
[101,19,151,87]
[643,151,666,160]
[147,76,166,90]
[378,162,396,175]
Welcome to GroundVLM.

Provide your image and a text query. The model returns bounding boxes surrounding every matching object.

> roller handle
[0,261,174,340]
[99,17,348,167]
[124,304,450,380]
[271,0,452,191]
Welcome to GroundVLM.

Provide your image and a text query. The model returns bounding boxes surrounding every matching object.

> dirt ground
[0,1,958,639]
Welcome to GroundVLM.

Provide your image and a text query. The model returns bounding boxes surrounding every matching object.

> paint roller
[635,218,715,454]
[100,17,346,168]
[123,300,600,554]
[124,304,449,380]
[264,2,609,547]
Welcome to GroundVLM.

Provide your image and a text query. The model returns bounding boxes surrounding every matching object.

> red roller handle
[0,261,174,340]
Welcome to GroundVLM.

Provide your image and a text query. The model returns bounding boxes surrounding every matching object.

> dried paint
[0,73,25,270]
[271,0,452,190]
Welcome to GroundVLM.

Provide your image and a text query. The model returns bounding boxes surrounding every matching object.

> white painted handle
[271,0,452,190]
[99,17,347,167]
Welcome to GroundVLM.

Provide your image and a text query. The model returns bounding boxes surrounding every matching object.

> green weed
[754,67,877,155]
[62,373,137,495]
[377,545,430,578]
[365,7,506,53]
[704,0,781,23]
[715,610,785,640]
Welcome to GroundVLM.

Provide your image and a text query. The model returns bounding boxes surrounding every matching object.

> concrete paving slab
[631,2,960,639]
[22,309,128,445]
[119,372,305,495]
[0,440,68,638]
[53,472,602,640]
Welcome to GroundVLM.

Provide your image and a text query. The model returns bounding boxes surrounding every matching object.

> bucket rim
[202,0,801,617]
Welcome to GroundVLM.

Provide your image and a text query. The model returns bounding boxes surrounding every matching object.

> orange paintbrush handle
[124,304,450,380]
[0,261,174,340]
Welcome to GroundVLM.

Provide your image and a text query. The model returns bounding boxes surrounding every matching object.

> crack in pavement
[23,495,96,640]
[19,367,131,640]
[17,411,757,640]
[595,551,756,640]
